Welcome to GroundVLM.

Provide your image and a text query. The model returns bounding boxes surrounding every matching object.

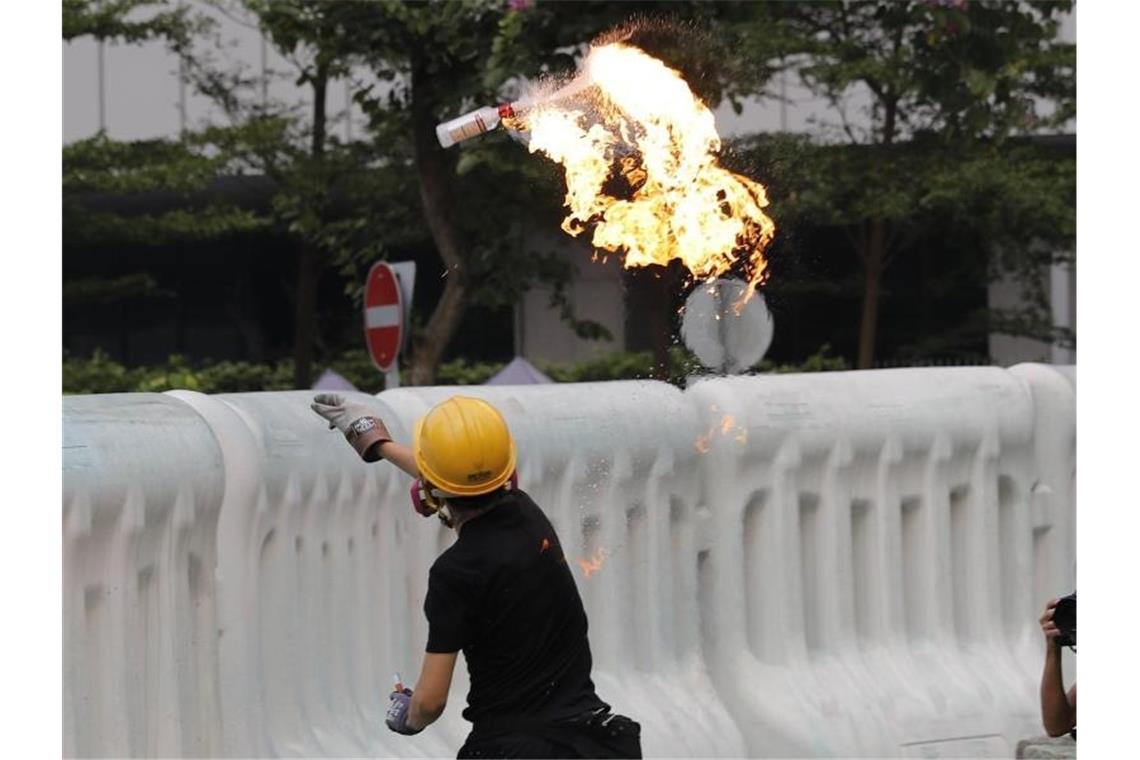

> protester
[311,393,642,758]
[1038,597,1077,739]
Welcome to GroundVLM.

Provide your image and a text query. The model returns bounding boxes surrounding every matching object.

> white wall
[988,262,1077,366]
[62,3,1076,144]
[63,0,367,144]
[63,365,1075,757]
[517,232,628,362]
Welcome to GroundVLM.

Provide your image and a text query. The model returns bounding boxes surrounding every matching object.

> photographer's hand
[1038,599,1076,737]
[1039,598,1062,647]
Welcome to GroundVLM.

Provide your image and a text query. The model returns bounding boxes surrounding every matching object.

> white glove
[311,393,392,462]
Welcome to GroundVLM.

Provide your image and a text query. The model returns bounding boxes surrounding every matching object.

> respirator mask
[409,471,519,528]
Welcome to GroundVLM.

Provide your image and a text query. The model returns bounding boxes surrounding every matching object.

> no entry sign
[363,262,403,373]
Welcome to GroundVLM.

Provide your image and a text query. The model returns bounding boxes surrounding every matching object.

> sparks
[576,546,609,578]
[694,413,748,453]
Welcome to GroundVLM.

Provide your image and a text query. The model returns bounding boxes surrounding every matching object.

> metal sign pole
[388,261,415,390]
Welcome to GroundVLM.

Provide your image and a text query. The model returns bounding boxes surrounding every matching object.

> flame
[576,546,609,578]
[694,431,713,454]
[520,43,776,302]
[694,413,748,452]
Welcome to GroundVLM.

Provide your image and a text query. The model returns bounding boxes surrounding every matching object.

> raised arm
[375,440,420,480]
[310,394,421,478]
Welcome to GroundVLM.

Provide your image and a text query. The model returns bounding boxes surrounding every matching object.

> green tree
[63,2,268,309]
[730,131,1074,361]
[735,0,1075,367]
[410,0,771,380]
[63,0,202,46]
[179,0,389,388]
[326,0,651,384]
[184,1,627,386]
[63,132,269,246]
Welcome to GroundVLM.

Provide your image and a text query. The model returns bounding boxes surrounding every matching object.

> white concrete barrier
[63,394,226,757]
[62,364,1075,757]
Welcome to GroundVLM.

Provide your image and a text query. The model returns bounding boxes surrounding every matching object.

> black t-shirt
[424,490,606,727]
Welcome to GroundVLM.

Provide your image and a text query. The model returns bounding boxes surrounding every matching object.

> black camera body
[1053,591,1076,648]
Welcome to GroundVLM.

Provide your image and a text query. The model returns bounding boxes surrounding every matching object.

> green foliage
[63,133,270,247]
[741,1,1075,143]
[319,349,390,394]
[485,2,760,108]
[63,351,295,394]
[63,345,847,396]
[739,131,1074,349]
[62,1,766,384]
[66,204,270,247]
[757,344,849,374]
[64,133,229,193]
[62,273,173,305]
[63,0,206,49]
[437,359,507,386]
[724,1,1075,364]
[735,133,1075,249]
[63,0,1076,375]
[540,351,669,383]
[63,349,141,395]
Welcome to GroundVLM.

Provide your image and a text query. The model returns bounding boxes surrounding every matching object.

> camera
[1053,592,1076,649]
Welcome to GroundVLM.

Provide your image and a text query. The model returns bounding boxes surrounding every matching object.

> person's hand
[311,394,392,462]
[1040,599,1062,646]
[385,688,420,735]
[310,393,375,434]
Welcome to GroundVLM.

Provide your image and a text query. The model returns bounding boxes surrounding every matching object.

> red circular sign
[363,262,403,372]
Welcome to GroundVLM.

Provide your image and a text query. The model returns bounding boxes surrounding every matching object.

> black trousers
[457,709,641,759]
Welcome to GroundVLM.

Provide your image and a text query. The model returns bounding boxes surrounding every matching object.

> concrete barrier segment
[61,367,1075,757]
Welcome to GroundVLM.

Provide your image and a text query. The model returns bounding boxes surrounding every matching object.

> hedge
[63,345,846,395]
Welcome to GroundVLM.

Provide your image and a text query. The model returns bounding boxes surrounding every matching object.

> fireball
[520,43,776,303]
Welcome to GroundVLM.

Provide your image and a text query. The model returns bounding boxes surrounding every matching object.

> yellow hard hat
[413,396,517,496]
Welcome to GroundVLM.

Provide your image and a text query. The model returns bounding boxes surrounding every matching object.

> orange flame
[520,43,776,302]
[576,546,609,578]
[694,431,713,454]
[694,413,748,453]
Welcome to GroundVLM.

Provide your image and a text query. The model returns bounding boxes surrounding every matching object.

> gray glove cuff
[344,417,392,462]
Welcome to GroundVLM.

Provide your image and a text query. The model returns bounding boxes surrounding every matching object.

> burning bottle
[434,75,592,149]
[435,103,524,148]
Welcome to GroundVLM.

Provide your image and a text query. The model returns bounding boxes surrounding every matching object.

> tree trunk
[292,241,320,387]
[857,218,886,369]
[292,62,329,389]
[407,51,468,385]
[410,278,466,385]
[856,94,899,370]
[649,265,684,379]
